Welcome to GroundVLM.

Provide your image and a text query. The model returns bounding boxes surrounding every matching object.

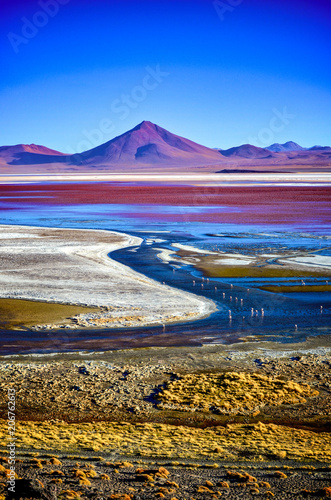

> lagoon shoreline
[0,224,216,333]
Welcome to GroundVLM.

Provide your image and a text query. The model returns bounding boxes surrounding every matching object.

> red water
[0,183,330,228]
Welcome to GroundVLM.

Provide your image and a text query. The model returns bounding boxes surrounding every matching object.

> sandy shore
[0,225,216,330]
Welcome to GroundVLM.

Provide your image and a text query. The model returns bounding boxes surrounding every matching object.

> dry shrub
[86,469,98,478]
[259,481,271,488]
[59,491,81,500]
[274,471,287,479]
[227,471,257,483]
[136,473,154,482]
[50,470,64,476]
[197,485,214,493]
[110,495,132,500]
[72,469,86,478]
[100,473,110,480]
[50,457,62,466]
[217,481,229,488]
[78,477,91,486]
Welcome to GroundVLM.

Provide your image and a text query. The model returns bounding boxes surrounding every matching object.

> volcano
[70,121,224,167]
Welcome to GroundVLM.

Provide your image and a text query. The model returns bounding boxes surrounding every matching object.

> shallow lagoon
[0,191,330,354]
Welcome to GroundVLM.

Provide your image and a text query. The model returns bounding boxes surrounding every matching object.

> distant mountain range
[0,121,330,174]
[220,144,273,159]
[266,141,305,152]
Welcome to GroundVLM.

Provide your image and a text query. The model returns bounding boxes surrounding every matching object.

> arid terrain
[0,338,331,499]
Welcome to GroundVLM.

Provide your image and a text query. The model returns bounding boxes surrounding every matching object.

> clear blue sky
[1,0,330,152]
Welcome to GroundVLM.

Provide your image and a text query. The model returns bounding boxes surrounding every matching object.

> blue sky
[0,0,330,151]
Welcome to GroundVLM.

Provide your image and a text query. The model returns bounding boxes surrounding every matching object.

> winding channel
[0,229,330,356]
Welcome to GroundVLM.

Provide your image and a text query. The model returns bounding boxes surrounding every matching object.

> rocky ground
[0,339,331,498]
[0,339,330,428]
[1,456,331,500]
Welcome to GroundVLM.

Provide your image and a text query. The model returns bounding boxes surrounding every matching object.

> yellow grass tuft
[72,469,86,478]
[59,491,81,500]
[110,495,132,500]
[50,457,62,466]
[217,481,229,488]
[197,486,214,493]
[136,473,154,482]
[227,471,257,483]
[86,469,98,478]
[156,371,318,415]
[274,471,287,478]
[78,477,91,486]
[100,473,110,480]
[259,481,271,488]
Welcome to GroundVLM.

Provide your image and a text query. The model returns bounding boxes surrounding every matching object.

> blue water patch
[0,200,330,354]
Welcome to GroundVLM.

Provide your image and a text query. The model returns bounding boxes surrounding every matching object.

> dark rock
[7,478,56,499]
